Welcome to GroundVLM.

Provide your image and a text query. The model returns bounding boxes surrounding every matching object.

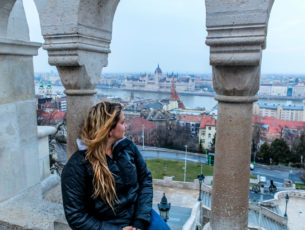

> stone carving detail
[36,0,120,93]
[205,0,274,101]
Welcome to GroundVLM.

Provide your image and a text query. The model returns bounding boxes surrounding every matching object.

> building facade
[253,102,305,121]
[198,115,217,150]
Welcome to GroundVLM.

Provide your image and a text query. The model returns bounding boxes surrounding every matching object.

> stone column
[0,0,41,202]
[204,1,274,229]
[35,0,120,157]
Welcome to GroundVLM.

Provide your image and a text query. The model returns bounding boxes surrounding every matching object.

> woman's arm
[61,153,121,230]
[131,144,153,230]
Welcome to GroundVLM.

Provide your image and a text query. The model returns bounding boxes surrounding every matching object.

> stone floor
[153,185,199,230]
[278,197,305,230]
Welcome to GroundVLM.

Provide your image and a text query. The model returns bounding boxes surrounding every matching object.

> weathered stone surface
[0,101,40,202]
[38,126,57,181]
[7,0,30,41]
[0,40,40,104]
[211,103,253,230]
[0,0,41,202]
[0,0,16,38]
[65,95,96,158]
[205,0,274,66]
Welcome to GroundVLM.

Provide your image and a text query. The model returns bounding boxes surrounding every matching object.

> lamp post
[257,176,266,230]
[284,194,289,217]
[158,193,171,222]
[142,124,144,150]
[184,145,187,182]
[197,174,205,201]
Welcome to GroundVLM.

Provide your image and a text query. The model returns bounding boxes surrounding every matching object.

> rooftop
[200,115,217,129]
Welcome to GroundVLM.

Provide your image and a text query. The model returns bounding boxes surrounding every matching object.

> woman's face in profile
[110,112,126,141]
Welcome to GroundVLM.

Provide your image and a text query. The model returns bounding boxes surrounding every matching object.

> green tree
[199,139,203,153]
[256,142,271,163]
[291,132,305,164]
[209,133,216,153]
[270,138,291,164]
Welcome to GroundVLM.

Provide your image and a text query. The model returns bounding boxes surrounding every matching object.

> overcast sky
[23,0,305,74]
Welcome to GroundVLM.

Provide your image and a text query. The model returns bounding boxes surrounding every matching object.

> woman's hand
[122,227,132,230]
[122,227,140,230]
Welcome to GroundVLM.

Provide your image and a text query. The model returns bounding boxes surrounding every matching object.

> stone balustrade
[182,202,201,230]
[37,126,57,181]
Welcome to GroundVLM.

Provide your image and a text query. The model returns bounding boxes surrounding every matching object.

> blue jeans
[148,209,171,230]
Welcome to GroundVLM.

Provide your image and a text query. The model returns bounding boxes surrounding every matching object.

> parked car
[250,163,255,170]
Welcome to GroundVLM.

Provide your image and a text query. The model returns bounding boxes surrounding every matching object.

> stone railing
[248,203,287,226]
[37,126,57,181]
[182,202,201,230]
[274,190,305,200]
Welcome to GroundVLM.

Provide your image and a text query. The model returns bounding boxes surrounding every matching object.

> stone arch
[32,0,120,157]
[0,0,16,38]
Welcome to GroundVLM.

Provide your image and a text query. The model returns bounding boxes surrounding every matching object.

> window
[208,134,211,138]
[208,126,211,130]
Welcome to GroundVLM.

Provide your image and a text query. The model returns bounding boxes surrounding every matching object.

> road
[141,150,208,164]
[141,149,303,184]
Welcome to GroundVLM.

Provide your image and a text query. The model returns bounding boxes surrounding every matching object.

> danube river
[39,85,303,113]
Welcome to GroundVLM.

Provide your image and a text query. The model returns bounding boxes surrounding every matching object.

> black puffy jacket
[61,138,153,230]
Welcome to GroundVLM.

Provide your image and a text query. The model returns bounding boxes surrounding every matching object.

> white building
[253,101,305,121]
[271,85,287,97]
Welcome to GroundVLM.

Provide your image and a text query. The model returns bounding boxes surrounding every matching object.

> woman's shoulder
[62,150,89,176]
[67,150,87,165]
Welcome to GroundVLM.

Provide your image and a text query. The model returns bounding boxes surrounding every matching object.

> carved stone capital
[205,0,274,102]
[36,0,120,91]
[212,65,260,103]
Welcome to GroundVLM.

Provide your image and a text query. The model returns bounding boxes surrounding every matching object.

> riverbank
[97,86,305,101]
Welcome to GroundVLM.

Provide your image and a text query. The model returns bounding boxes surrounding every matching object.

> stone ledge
[0,38,41,56]
[0,184,64,230]
[37,126,57,139]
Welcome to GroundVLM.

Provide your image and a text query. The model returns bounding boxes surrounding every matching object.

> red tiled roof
[39,110,66,124]
[126,117,156,133]
[200,115,217,129]
[252,115,305,134]
[178,114,202,123]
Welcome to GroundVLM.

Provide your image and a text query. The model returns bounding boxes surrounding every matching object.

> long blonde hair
[81,101,123,209]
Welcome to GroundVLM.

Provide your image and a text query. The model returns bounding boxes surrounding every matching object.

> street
[141,148,303,184]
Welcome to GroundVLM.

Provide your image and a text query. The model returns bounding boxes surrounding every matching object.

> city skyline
[24,0,305,74]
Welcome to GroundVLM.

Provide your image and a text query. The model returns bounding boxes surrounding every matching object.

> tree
[300,169,305,183]
[291,132,305,164]
[256,142,271,163]
[269,138,291,164]
[199,139,203,153]
[209,133,216,153]
[252,121,262,161]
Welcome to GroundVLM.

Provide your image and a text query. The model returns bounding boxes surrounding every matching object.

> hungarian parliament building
[123,65,196,93]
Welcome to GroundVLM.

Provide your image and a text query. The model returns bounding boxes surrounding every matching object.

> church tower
[38,79,45,96]
[154,64,162,87]
[46,79,52,97]
[170,76,185,109]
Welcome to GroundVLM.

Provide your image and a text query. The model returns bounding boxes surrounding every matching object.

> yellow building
[198,115,217,150]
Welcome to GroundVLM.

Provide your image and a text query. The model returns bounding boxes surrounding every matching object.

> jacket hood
[76,137,132,152]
